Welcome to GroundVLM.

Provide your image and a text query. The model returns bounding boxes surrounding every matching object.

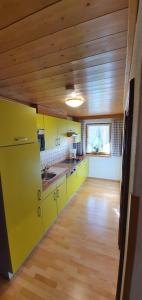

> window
[86,123,111,155]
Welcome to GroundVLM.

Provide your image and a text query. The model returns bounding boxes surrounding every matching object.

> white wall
[89,156,122,181]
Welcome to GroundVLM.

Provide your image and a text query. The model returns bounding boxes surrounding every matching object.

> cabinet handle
[37,189,42,201]
[56,189,59,198]
[37,206,42,217]
[53,191,57,201]
[14,137,28,142]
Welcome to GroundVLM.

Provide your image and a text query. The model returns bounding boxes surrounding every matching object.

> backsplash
[40,139,72,170]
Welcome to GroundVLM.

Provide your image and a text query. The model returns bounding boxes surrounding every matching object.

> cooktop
[62,158,81,164]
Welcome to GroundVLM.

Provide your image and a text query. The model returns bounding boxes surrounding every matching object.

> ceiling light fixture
[65,83,84,108]
[65,97,84,108]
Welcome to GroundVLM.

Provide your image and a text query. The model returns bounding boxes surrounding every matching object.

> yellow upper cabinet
[36,113,81,149]
[74,121,81,143]
[67,120,81,143]
[44,115,58,149]
[56,118,68,146]
[0,99,37,146]
[37,114,44,129]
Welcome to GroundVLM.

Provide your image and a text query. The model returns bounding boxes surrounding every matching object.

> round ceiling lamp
[65,83,84,108]
[65,97,84,108]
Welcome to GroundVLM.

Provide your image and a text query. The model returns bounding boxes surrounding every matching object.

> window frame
[86,123,112,156]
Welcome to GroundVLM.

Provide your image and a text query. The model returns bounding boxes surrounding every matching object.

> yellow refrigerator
[0,139,43,279]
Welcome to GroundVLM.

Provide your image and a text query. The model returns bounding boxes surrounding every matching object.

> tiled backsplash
[40,139,72,170]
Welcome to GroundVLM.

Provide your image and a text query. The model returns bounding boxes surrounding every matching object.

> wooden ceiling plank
[28,88,124,100]
[0,72,125,92]
[0,81,124,100]
[0,60,125,89]
[0,0,128,54]
[0,76,124,94]
[0,48,127,86]
[0,8,128,69]
[73,113,124,120]
[0,31,127,80]
[0,1,61,30]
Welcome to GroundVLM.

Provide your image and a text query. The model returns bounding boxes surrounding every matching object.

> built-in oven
[37,129,45,151]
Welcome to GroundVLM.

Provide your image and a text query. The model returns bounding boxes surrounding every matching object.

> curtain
[77,121,86,155]
[111,118,123,157]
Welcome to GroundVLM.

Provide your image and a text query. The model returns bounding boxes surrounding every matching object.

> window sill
[87,153,111,157]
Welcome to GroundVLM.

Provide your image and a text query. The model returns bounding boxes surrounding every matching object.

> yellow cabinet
[42,175,66,230]
[37,114,44,129]
[57,118,67,146]
[76,158,89,188]
[0,143,43,274]
[0,99,37,146]
[42,191,58,232]
[56,176,67,214]
[72,121,81,143]
[67,171,77,199]
[44,115,58,149]
[67,120,81,143]
[75,122,81,143]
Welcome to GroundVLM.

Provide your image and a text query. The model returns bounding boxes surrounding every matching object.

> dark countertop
[42,155,87,192]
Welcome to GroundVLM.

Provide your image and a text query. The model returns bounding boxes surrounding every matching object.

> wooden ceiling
[0,0,128,117]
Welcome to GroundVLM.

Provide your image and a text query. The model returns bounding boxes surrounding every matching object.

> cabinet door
[44,115,58,149]
[72,121,81,143]
[57,118,67,146]
[0,99,37,146]
[37,114,44,129]
[42,191,58,232]
[75,122,81,143]
[0,143,43,273]
[77,159,88,187]
[67,120,81,142]
[57,178,67,214]
[67,171,77,200]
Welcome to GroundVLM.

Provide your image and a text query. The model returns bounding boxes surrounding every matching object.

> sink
[41,172,56,181]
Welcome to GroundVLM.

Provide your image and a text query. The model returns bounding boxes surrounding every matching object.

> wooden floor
[0,179,120,300]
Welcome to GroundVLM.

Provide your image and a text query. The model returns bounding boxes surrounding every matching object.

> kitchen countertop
[42,155,87,192]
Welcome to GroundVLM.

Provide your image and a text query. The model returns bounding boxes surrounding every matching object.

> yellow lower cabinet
[42,191,58,232]
[76,163,83,188]
[67,171,77,199]
[56,178,67,214]
[76,158,89,188]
